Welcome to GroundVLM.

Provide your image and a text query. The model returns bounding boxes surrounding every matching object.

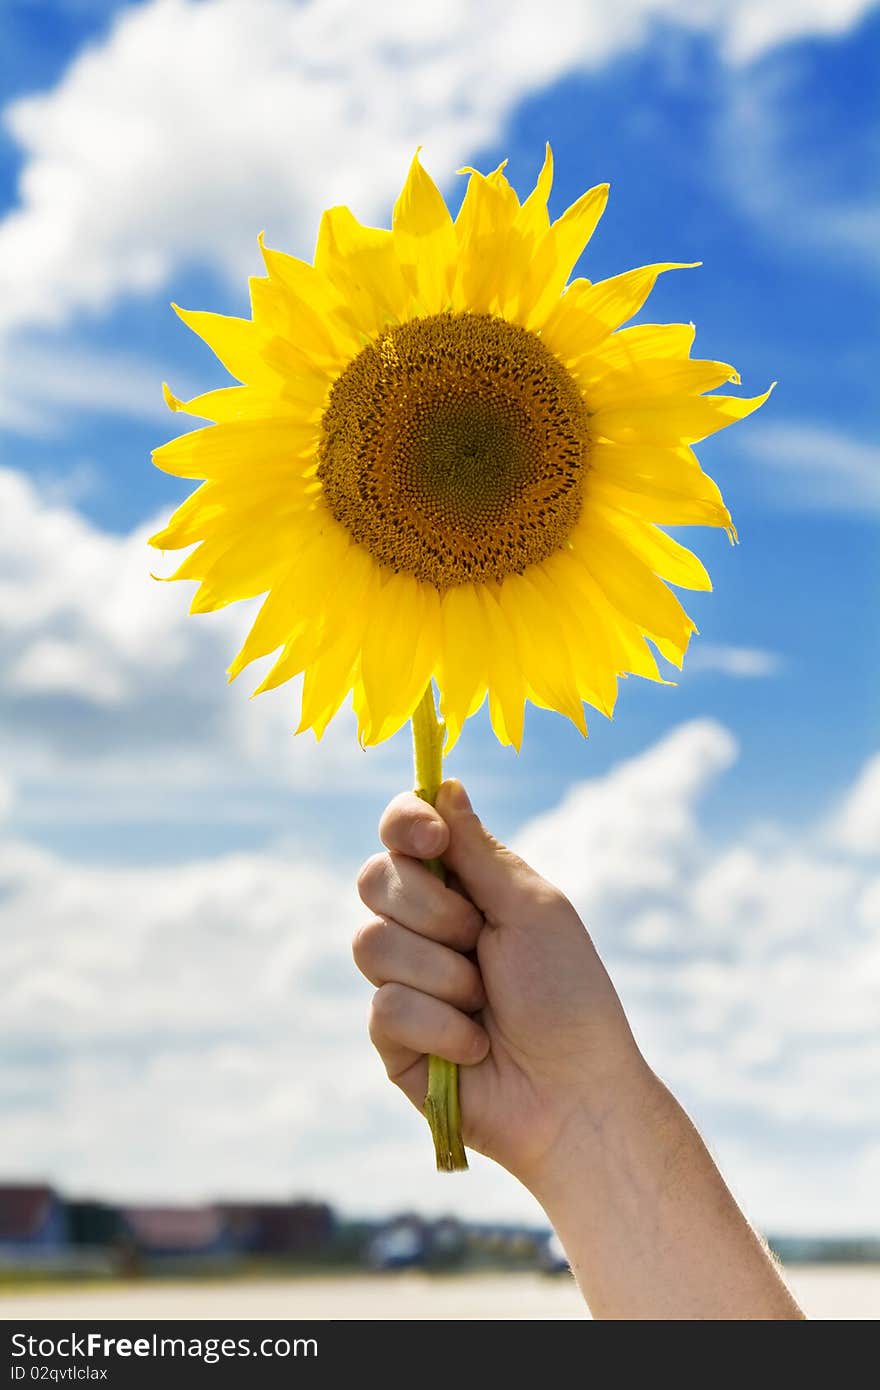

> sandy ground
[0,1267,877,1320]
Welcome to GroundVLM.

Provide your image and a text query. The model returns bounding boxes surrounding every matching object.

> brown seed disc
[317,312,590,588]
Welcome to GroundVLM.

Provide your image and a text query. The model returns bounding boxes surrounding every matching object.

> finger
[371,1042,427,1111]
[379,792,449,860]
[353,916,485,1012]
[436,779,539,922]
[370,982,490,1072]
[357,852,482,950]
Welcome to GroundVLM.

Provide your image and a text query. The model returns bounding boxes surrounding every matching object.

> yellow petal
[393,151,457,313]
[585,356,740,411]
[248,274,345,374]
[149,474,318,552]
[542,263,698,365]
[315,205,412,332]
[579,322,696,375]
[452,163,524,314]
[172,304,282,388]
[515,143,554,239]
[437,585,489,751]
[149,481,225,551]
[589,502,713,590]
[455,162,519,240]
[593,384,775,447]
[170,531,291,613]
[229,523,350,681]
[297,559,382,739]
[298,636,361,740]
[258,233,361,359]
[540,550,625,701]
[499,573,587,735]
[358,573,439,744]
[574,520,697,653]
[162,380,312,424]
[521,183,610,329]
[528,563,616,716]
[476,586,526,751]
[152,418,319,481]
[256,545,377,718]
[171,303,331,411]
[558,553,669,683]
[592,439,721,492]
[586,470,731,529]
[251,574,346,695]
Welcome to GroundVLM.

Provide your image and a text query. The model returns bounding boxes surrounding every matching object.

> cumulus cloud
[1,716,878,1230]
[718,0,878,61]
[517,725,880,1191]
[0,773,13,821]
[0,0,876,425]
[686,644,783,678]
[0,467,410,825]
[743,424,880,515]
[0,804,526,1217]
[0,465,798,841]
[828,753,880,856]
[718,33,880,272]
[515,719,738,911]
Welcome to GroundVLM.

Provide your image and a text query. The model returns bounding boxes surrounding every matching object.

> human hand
[353,778,651,1191]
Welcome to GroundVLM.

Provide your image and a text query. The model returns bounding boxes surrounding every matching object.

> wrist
[518,1064,804,1320]
[518,1055,672,1212]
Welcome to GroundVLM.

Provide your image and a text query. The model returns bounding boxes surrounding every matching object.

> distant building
[367,1214,427,1270]
[219,1201,335,1256]
[66,1199,122,1250]
[367,1213,467,1270]
[119,1206,228,1260]
[539,1230,570,1274]
[0,1184,68,1260]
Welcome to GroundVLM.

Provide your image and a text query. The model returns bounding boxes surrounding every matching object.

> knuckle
[356,852,388,905]
[437,1010,474,1061]
[378,792,416,834]
[438,889,481,944]
[370,981,407,1029]
[362,917,400,972]
[446,955,480,1009]
[522,872,566,914]
[465,1026,489,1063]
[352,917,385,967]
[463,969,485,1012]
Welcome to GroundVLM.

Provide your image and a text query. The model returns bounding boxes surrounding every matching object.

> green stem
[411,682,468,1173]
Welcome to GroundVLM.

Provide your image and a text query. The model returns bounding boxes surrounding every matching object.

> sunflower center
[317,312,589,588]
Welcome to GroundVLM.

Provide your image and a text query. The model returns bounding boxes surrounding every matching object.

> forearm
[526,1065,804,1321]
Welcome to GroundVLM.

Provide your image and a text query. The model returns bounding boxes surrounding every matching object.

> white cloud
[718,43,880,271]
[742,424,880,515]
[686,644,783,678]
[0,0,875,418]
[514,723,880,1231]
[0,809,532,1219]
[514,719,738,911]
[717,0,877,62]
[0,773,13,821]
[0,342,174,435]
[0,467,409,824]
[1,715,878,1231]
[828,753,880,855]
[0,0,622,344]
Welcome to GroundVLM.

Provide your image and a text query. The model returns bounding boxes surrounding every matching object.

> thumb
[435,779,531,922]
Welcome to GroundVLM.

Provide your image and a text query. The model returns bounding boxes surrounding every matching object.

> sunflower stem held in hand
[411,682,468,1173]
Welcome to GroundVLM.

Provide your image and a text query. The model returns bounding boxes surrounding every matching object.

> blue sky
[0,0,878,1236]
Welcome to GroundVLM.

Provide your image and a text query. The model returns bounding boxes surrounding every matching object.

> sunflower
[150,148,770,754]
[151,149,770,1173]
